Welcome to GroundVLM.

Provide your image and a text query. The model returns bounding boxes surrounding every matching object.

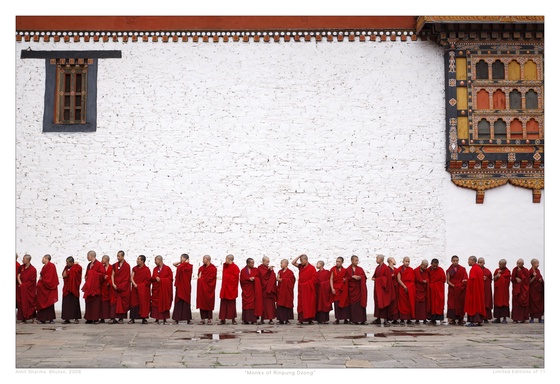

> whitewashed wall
[15,39,544,312]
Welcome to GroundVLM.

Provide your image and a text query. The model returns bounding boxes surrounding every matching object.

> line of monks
[16,251,544,327]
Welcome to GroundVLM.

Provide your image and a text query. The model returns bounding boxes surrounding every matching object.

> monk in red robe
[240,258,263,324]
[197,255,217,325]
[36,254,59,324]
[329,256,349,324]
[345,255,367,325]
[129,255,151,324]
[446,255,467,325]
[511,258,529,323]
[372,254,393,325]
[528,258,544,323]
[110,250,131,324]
[151,255,173,324]
[387,257,399,324]
[477,257,493,323]
[428,258,445,324]
[100,255,113,323]
[82,250,105,324]
[465,256,486,326]
[315,261,332,324]
[276,259,294,324]
[17,254,37,323]
[492,259,510,323]
[172,254,193,324]
[397,257,415,324]
[414,260,430,324]
[62,256,82,324]
[258,256,277,324]
[292,254,318,324]
[219,254,240,324]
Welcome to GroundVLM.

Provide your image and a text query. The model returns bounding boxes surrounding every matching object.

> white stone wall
[15,39,544,312]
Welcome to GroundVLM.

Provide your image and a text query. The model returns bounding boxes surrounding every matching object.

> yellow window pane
[456,58,467,80]
[457,87,468,110]
[508,60,521,80]
[458,117,469,140]
[524,60,538,80]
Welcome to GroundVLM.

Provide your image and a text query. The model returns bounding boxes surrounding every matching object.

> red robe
[512,266,529,307]
[36,262,59,311]
[465,263,485,317]
[220,262,240,300]
[101,264,113,303]
[346,265,367,308]
[397,265,415,318]
[112,260,131,314]
[428,266,446,316]
[276,268,295,309]
[316,269,332,313]
[297,264,317,319]
[131,265,151,318]
[374,263,393,311]
[330,266,348,307]
[388,266,399,319]
[480,266,493,318]
[17,264,37,320]
[493,267,511,308]
[240,266,263,315]
[175,262,193,304]
[196,263,217,311]
[258,264,278,301]
[528,268,544,317]
[63,264,83,298]
[151,264,173,312]
[414,266,430,318]
[446,264,467,317]
[82,260,105,299]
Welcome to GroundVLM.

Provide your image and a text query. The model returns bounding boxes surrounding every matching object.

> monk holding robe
[511,259,530,323]
[465,256,486,326]
[414,260,430,324]
[17,254,37,323]
[129,255,151,324]
[371,254,393,325]
[315,260,332,324]
[446,255,468,325]
[477,257,493,323]
[172,254,193,324]
[387,257,399,324]
[292,254,317,324]
[528,258,544,323]
[329,257,349,324]
[258,256,277,324]
[110,250,131,324]
[36,254,59,324]
[240,258,262,324]
[100,255,113,323]
[62,256,82,324]
[197,255,217,325]
[428,258,445,324]
[276,259,295,324]
[345,255,367,325]
[219,254,240,325]
[397,257,415,324]
[151,255,173,324]
[492,259,511,324]
[82,250,105,324]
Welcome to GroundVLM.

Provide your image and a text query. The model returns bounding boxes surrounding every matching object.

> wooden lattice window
[55,59,89,125]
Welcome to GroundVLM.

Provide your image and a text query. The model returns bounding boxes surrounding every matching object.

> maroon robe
[511,266,529,322]
[151,264,173,320]
[297,264,317,321]
[196,263,217,313]
[345,265,367,323]
[373,263,393,318]
[493,267,510,318]
[446,264,467,321]
[62,263,82,320]
[17,264,37,321]
[315,269,332,322]
[397,265,415,320]
[330,266,349,321]
[130,265,151,319]
[240,266,263,322]
[480,266,493,320]
[414,266,430,321]
[528,268,544,319]
[219,262,240,320]
[172,262,193,321]
[82,259,105,321]
[277,268,295,322]
[258,264,277,320]
[100,264,113,319]
[388,266,399,321]
[465,264,486,322]
[428,266,446,319]
[36,262,59,321]
[112,260,131,317]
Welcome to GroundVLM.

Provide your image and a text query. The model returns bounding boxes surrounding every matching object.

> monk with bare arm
[492,259,511,324]
[292,254,317,325]
[528,258,544,323]
[110,250,131,324]
[329,257,349,324]
[17,254,37,323]
[62,256,82,324]
[477,257,493,323]
[36,254,59,324]
[129,255,151,324]
[172,254,193,324]
[219,254,240,325]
